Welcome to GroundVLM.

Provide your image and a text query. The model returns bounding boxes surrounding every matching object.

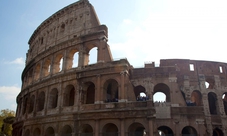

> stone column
[95,75,101,104]
[120,119,125,136]
[95,120,99,136]
[148,117,154,136]
[119,71,125,102]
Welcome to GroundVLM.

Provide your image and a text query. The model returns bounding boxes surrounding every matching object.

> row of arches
[22,124,223,136]
[158,125,223,136]
[23,46,98,88]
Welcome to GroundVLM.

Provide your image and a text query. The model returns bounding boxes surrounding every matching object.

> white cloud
[0,86,20,111]
[0,86,20,100]
[110,0,227,67]
[9,57,25,65]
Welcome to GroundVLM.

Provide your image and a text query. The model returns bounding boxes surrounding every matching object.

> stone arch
[63,85,75,106]
[48,88,58,109]
[28,68,33,85]
[103,79,119,102]
[67,48,79,69]
[43,58,51,77]
[102,123,118,136]
[24,129,30,136]
[213,128,224,136]
[83,82,95,104]
[61,125,72,136]
[34,63,41,81]
[33,128,41,136]
[205,78,215,89]
[190,90,202,106]
[157,126,174,136]
[28,95,35,114]
[134,85,148,101]
[37,91,45,111]
[45,127,55,136]
[222,92,227,115]
[153,83,171,102]
[128,122,146,136]
[208,92,218,115]
[182,126,197,136]
[81,124,93,136]
[22,96,28,115]
[88,47,98,64]
[53,53,64,74]
[83,43,98,66]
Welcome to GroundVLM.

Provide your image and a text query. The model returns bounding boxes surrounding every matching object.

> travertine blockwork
[13,0,227,136]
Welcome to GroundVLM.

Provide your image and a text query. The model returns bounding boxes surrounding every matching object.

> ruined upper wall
[26,0,105,65]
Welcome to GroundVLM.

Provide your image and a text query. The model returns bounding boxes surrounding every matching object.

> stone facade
[13,0,227,136]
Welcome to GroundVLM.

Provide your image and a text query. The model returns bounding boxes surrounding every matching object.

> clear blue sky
[1,0,227,111]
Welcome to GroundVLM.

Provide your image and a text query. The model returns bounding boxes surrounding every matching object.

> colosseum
[13,0,227,136]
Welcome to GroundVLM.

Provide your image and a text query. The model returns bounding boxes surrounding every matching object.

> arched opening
[157,126,174,136]
[182,126,197,136]
[205,78,215,89]
[24,129,30,136]
[63,85,75,106]
[128,123,146,136]
[153,83,171,102]
[213,128,224,136]
[81,124,93,136]
[45,127,55,136]
[34,63,41,81]
[61,125,72,136]
[53,54,63,73]
[208,92,218,115]
[89,47,98,64]
[37,91,45,111]
[28,69,33,85]
[84,82,95,104]
[104,79,119,102]
[73,52,79,68]
[66,49,79,69]
[102,123,118,136]
[43,58,51,77]
[28,95,35,113]
[22,97,28,115]
[188,90,202,106]
[222,92,227,115]
[33,128,41,136]
[48,88,58,109]
[134,85,149,101]
[153,92,166,102]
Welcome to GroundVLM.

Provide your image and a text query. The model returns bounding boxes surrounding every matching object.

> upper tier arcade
[26,0,109,65]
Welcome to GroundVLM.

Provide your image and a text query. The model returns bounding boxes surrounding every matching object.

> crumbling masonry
[13,0,227,136]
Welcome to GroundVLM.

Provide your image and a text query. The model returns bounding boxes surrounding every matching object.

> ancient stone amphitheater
[13,0,227,136]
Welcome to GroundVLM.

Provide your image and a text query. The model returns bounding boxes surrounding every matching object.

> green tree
[0,109,15,136]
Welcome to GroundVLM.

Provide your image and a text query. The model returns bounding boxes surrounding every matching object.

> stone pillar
[148,117,154,136]
[119,71,125,102]
[95,75,101,104]
[120,119,125,136]
[62,49,67,71]
[95,120,99,136]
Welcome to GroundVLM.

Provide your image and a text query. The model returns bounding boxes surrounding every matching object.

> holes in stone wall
[208,92,218,115]
[61,125,72,136]
[104,79,118,103]
[219,66,223,73]
[43,59,51,77]
[48,88,58,109]
[88,47,97,64]
[53,54,63,73]
[222,93,227,115]
[189,64,194,71]
[153,83,170,102]
[153,92,166,102]
[37,91,45,111]
[63,85,75,106]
